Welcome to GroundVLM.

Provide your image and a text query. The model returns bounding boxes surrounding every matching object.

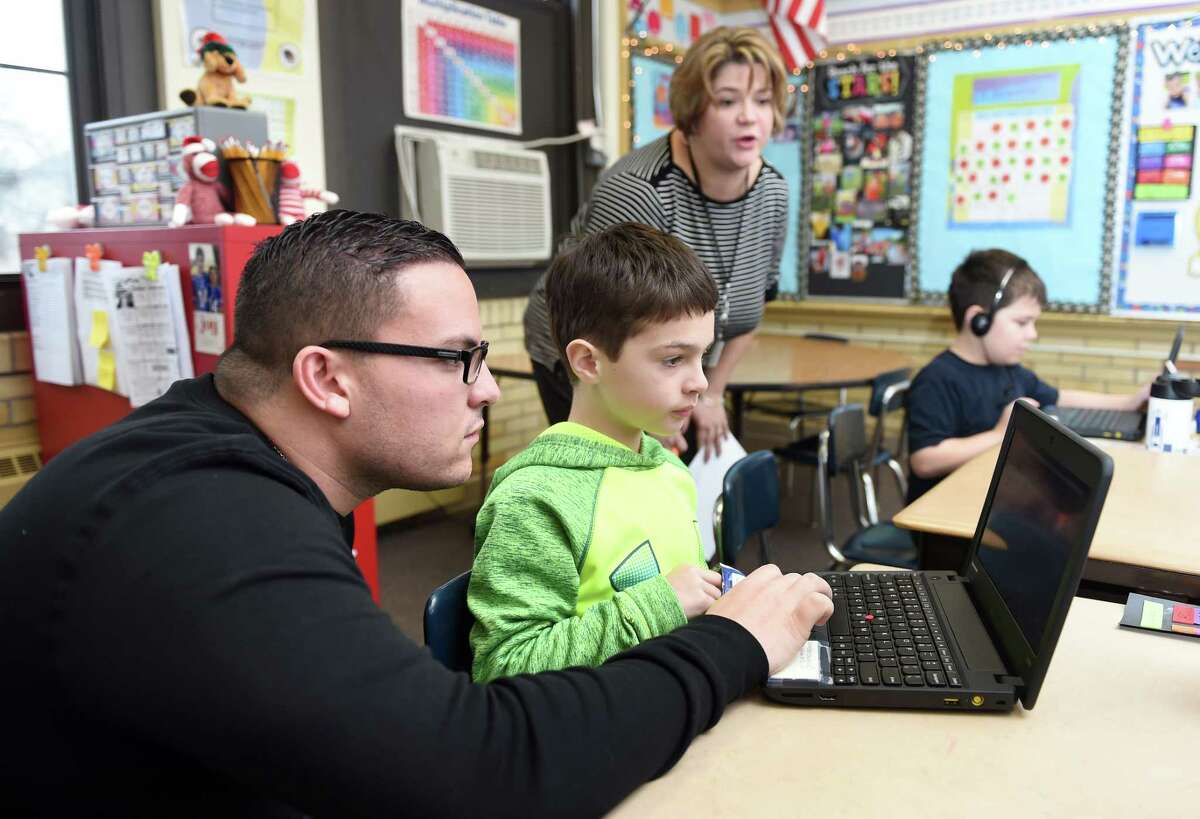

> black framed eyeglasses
[320,339,490,384]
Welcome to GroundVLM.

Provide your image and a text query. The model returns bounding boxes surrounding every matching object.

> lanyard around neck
[685,139,752,338]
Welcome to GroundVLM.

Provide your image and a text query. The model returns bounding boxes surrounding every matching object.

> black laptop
[1053,326,1185,441]
[765,401,1113,712]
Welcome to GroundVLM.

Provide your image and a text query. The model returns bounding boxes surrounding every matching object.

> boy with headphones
[905,249,1150,502]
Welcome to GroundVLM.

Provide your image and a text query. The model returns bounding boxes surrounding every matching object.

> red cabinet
[18,225,379,599]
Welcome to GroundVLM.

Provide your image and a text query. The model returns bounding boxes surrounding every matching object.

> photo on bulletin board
[624,0,720,50]
[630,52,678,149]
[627,49,805,294]
[912,26,1128,311]
[802,56,916,300]
[1112,14,1200,320]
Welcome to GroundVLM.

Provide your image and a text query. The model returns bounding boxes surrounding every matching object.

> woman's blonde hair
[669,26,790,137]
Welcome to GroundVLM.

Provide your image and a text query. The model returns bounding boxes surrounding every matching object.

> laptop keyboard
[1063,407,1138,433]
[821,572,963,688]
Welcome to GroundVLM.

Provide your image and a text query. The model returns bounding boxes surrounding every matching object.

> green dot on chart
[1010,122,1019,132]
[1044,119,1052,127]
[1025,141,1033,149]
[1059,173,1067,182]
[1009,157,1017,165]
[974,192,982,200]
[990,176,997,184]
[1042,156,1051,165]
[1058,137,1067,146]
[992,141,1000,150]
[976,159,984,168]
[1008,193,1016,202]
[1024,172,1032,181]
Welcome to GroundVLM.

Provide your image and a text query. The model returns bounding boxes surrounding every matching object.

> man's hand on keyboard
[707,565,834,675]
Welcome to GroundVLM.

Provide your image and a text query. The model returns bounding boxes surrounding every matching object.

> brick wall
[0,332,37,448]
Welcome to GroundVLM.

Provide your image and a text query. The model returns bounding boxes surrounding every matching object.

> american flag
[764,0,827,73]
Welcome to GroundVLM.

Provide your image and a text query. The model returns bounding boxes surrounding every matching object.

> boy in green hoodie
[469,223,724,681]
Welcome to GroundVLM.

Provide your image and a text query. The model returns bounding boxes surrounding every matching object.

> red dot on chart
[992,123,1002,133]
[1002,174,1010,183]
[969,173,977,182]
[1025,157,1035,166]
[1040,137,1050,146]
[1027,120,1036,130]
[957,195,965,204]
[1061,155,1070,165]
[976,141,984,150]
[959,160,969,169]
[991,158,1001,167]
[1041,174,1050,183]
[988,191,997,200]
[1008,140,1017,149]
[1062,119,1071,129]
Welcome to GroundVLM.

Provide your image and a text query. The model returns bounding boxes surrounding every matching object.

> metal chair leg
[885,457,908,500]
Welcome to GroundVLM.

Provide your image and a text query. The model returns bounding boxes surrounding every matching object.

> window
[0,0,78,273]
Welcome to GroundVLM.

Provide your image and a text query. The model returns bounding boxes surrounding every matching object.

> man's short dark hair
[545,223,718,380]
[216,210,464,400]
[948,248,1048,330]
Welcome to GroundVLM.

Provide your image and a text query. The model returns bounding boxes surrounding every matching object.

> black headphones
[970,267,1016,337]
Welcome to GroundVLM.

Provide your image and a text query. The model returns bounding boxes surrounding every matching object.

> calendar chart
[403,0,522,134]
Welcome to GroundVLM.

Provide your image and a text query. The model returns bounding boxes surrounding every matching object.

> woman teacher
[523,26,791,458]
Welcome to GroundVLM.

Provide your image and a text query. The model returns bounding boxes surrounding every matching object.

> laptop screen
[974,430,1093,651]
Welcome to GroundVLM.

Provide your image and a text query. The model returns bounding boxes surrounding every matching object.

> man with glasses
[0,210,833,817]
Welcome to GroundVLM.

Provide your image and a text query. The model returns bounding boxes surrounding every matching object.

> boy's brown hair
[669,26,790,137]
[948,249,1048,330]
[545,223,718,381]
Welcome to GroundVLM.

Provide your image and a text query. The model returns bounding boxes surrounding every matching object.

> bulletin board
[625,41,806,294]
[1112,13,1200,320]
[911,25,1129,310]
[803,56,916,301]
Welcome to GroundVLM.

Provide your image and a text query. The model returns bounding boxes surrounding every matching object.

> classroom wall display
[802,56,915,300]
[912,26,1128,311]
[625,0,720,50]
[401,0,522,135]
[630,53,677,148]
[1112,14,1200,320]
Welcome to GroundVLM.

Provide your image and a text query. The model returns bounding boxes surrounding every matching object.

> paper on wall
[21,257,82,386]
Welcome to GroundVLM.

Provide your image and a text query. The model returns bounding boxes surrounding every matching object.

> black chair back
[423,570,474,673]
[827,404,869,471]
[868,368,912,417]
[718,450,780,565]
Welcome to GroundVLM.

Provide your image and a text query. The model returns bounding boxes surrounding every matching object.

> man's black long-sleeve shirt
[0,375,766,817]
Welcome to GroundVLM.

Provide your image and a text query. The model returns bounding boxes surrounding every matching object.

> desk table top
[609,597,1199,817]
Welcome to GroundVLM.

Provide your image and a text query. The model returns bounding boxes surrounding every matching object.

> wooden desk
[609,597,1199,817]
[894,441,1200,601]
[724,336,912,437]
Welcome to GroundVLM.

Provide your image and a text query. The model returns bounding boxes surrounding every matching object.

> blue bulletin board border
[910,24,1128,313]
[1114,15,1200,317]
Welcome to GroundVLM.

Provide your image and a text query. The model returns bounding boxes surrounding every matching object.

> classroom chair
[774,367,910,528]
[814,404,919,570]
[712,450,778,567]
[865,369,912,505]
[423,570,474,673]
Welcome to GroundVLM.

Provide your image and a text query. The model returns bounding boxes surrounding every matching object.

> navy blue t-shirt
[905,350,1059,502]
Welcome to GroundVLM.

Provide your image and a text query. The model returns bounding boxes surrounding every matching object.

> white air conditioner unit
[395,126,552,266]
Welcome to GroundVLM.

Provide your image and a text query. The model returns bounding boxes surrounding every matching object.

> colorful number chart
[949,66,1079,225]
[914,28,1124,308]
[402,0,521,134]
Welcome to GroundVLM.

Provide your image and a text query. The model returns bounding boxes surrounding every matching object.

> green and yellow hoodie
[469,422,705,682]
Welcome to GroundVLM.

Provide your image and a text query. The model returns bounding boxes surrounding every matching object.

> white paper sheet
[21,257,81,386]
[73,257,126,395]
[688,433,748,562]
[111,265,191,407]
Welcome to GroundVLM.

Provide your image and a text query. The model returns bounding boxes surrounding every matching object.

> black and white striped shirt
[524,134,790,368]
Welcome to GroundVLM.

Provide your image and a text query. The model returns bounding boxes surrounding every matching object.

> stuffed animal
[169,136,256,227]
[179,32,251,109]
[276,159,340,225]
